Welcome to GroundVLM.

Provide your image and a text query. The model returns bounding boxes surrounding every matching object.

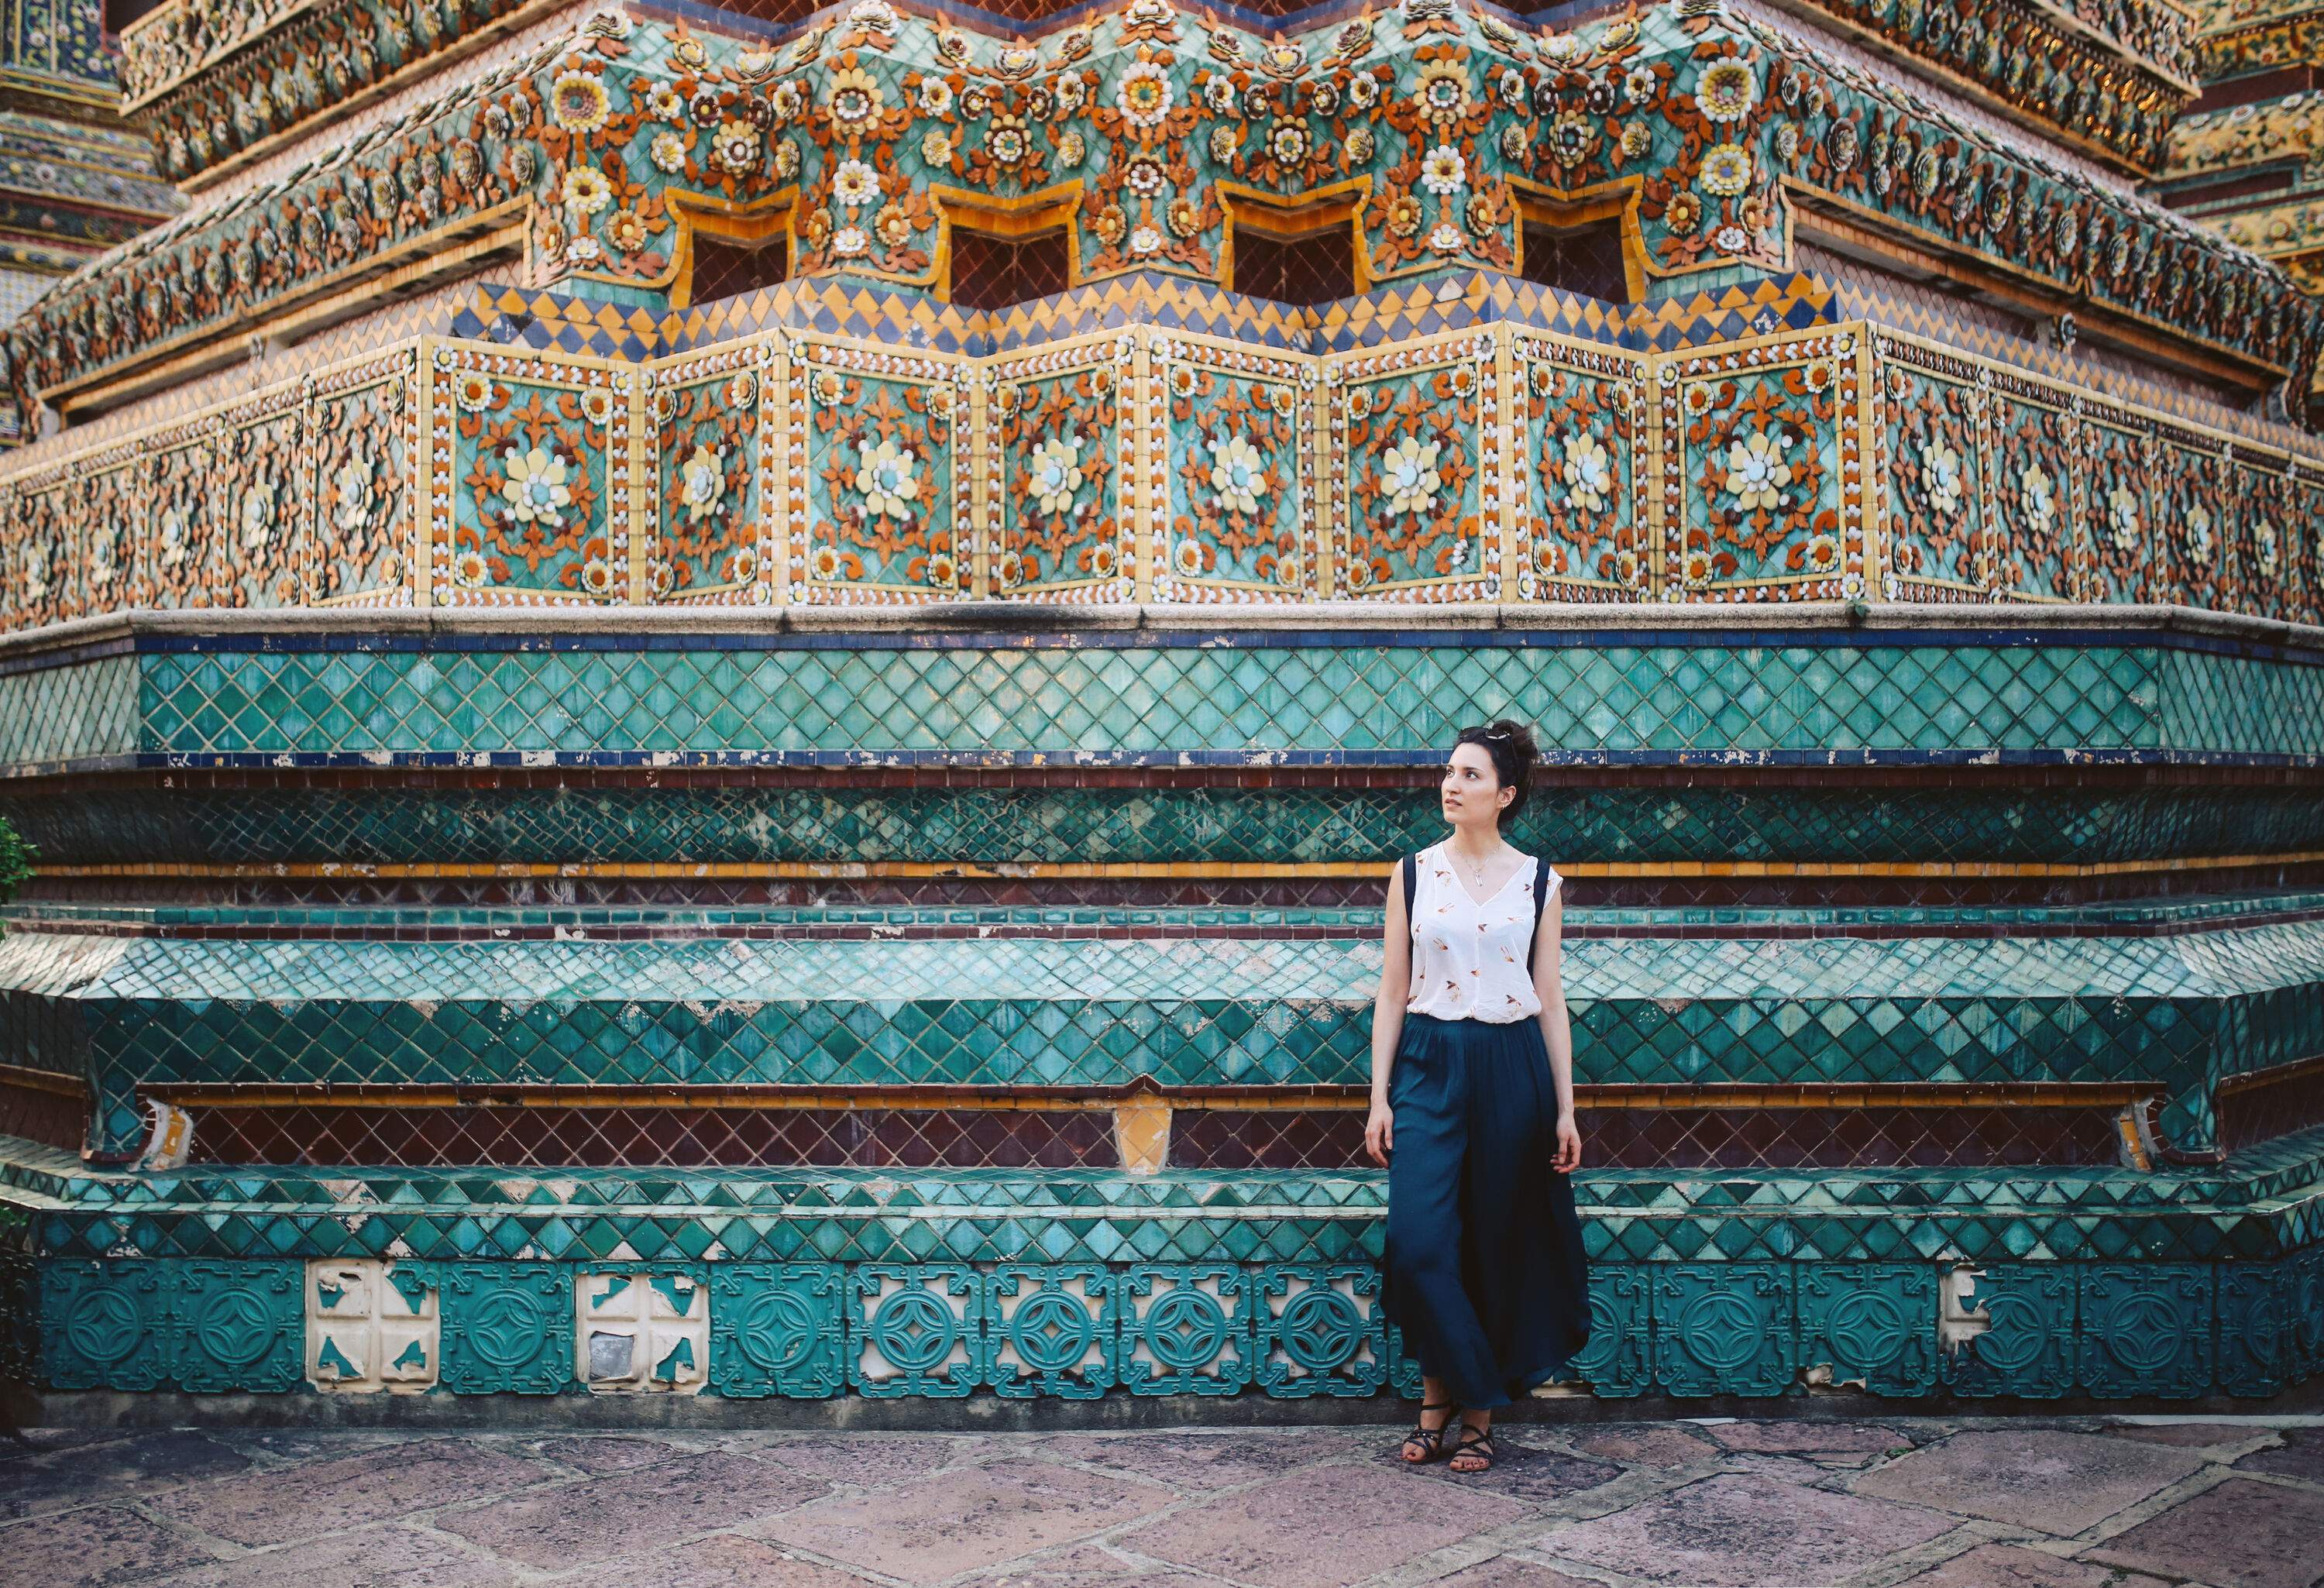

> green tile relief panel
[40,1258,302,1393]
[9,635,2318,768]
[8,923,2322,1153]
[14,782,2324,868]
[13,1250,2322,1401]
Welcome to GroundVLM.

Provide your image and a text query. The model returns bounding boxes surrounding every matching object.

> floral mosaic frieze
[0,348,416,633]
[12,0,2321,440]
[7,312,2324,624]
[1771,0,2192,174]
[122,0,552,187]
[1874,331,2324,607]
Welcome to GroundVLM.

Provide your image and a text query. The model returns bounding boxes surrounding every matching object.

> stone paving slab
[1,1418,2319,1588]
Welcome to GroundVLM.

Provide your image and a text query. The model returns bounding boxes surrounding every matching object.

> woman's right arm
[1365,862,1411,1167]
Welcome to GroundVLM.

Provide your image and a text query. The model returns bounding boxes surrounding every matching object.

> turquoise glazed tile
[39,1257,174,1391]
[2217,1263,2294,1399]
[1799,1263,1939,1397]
[848,1263,982,1398]
[1568,1266,1653,1398]
[1117,1264,1252,1395]
[707,1263,846,1398]
[435,1263,571,1395]
[1252,1263,1387,1398]
[1944,1263,2078,1399]
[982,1264,1116,1399]
[2077,1264,2214,1400]
[1654,1263,1796,1397]
[0,632,2317,773]
[168,1260,303,1394]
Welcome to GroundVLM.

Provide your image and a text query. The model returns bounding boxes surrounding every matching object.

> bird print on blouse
[1405,842,1563,1024]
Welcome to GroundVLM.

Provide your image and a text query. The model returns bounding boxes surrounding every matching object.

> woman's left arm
[1532,888,1582,1173]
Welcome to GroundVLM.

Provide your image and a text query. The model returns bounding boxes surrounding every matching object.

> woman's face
[1441,741,1509,827]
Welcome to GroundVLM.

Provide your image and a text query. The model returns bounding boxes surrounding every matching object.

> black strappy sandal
[1397,1401,1460,1464]
[1447,1420,1497,1474]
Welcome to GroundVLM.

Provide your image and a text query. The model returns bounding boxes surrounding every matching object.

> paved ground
[3,1417,2323,1588]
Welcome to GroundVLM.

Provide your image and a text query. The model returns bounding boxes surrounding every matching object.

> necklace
[1452,842,1499,890]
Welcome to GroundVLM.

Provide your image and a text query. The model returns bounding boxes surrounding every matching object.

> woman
[1367,720,1590,1476]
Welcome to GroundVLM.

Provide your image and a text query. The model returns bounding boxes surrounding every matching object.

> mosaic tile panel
[1158,334,1312,601]
[1512,333,1650,601]
[648,342,773,605]
[991,334,1133,601]
[789,342,969,604]
[428,345,638,606]
[1328,333,1495,601]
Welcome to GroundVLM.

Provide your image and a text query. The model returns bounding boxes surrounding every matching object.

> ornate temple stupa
[0,0,2319,1408]
[0,0,173,333]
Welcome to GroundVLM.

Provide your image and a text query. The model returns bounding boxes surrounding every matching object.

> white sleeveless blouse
[1404,841,1561,1023]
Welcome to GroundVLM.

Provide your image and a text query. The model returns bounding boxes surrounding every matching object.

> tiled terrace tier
[109,0,2202,191]
[0,1128,2319,1399]
[12,0,2311,442]
[8,275,2324,626]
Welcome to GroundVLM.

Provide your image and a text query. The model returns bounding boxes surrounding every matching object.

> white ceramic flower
[2107,486,2140,552]
[679,443,726,522]
[832,160,879,205]
[1208,433,1267,516]
[2256,519,2279,577]
[1696,60,1756,123]
[2186,504,2213,565]
[1420,145,1467,195]
[1562,435,1613,514]
[1380,436,1443,517]
[501,446,572,527]
[157,507,187,568]
[561,167,612,215]
[856,437,920,519]
[1724,429,1793,514]
[1116,62,1172,127]
[239,483,274,548]
[1030,432,1083,515]
[2019,465,2055,534]
[649,132,687,174]
[23,543,47,601]
[1699,142,1753,197]
[335,458,373,532]
[1922,440,1964,517]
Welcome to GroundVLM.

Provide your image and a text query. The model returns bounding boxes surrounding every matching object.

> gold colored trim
[1215,176,1375,295]
[0,1061,88,1099]
[1505,177,1650,304]
[36,851,2324,882]
[136,1079,2159,1110]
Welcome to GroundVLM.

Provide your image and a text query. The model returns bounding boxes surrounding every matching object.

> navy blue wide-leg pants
[1380,1011,1592,1408]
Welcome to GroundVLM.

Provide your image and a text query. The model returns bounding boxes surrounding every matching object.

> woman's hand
[1364,1100,1394,1166]
[1552,1111,1583,1174]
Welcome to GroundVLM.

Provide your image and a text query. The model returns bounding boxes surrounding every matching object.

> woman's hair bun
[1455,719,1538,816]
